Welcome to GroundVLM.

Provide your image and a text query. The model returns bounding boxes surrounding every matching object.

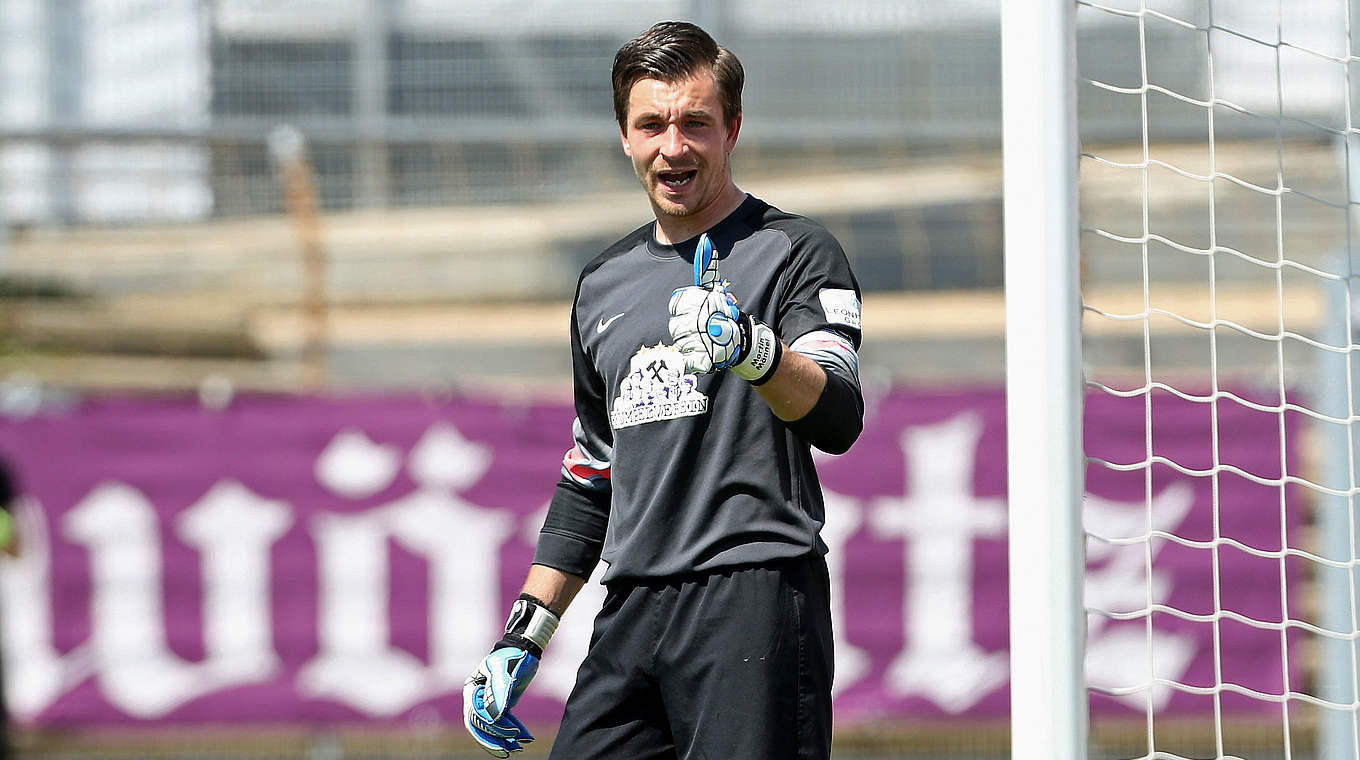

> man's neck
[652,185,747,245]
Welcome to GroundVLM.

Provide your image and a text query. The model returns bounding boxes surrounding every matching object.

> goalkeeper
[464,20,864,760]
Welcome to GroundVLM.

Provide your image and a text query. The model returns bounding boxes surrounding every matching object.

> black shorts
[547,554,834,760]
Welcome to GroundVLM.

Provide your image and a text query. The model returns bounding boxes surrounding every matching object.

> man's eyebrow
[631,107,715,124]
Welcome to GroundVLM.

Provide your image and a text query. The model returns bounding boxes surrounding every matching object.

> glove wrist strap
[497,594,560,658]
[732,316,782,384]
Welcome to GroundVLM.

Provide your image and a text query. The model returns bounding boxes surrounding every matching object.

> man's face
[620,72,741,222]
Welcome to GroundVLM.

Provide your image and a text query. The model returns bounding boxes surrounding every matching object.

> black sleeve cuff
[787,367,864,455]
[531,481,608,577]
[532,531,602,579]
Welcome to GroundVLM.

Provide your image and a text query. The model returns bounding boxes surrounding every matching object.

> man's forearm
[756,345,864,455]
[753,346,826,421]
[522,563,588,617]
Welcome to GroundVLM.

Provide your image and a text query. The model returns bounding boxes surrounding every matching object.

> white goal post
[1002,1,1089,760]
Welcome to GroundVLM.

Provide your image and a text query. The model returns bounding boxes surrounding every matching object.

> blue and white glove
[668,233,782,383]
[463,595,561,758]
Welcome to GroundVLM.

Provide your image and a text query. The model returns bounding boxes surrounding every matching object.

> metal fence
[2,1,1002,214]
[0,0,1009,304]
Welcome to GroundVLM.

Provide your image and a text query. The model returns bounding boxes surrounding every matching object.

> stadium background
[0,0,1344,758]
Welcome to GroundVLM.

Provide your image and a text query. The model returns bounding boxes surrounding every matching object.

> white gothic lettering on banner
[0,414,1198,719]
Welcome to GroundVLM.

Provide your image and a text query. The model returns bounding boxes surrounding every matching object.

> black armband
[788,369,864,455]
[495,593,560,658]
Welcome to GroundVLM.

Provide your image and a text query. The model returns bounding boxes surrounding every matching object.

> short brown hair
[611,21,744,129]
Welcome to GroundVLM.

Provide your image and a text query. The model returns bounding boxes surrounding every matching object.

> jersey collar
[645,194,767,262]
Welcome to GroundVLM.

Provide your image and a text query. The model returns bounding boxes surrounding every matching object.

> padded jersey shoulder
[579,222,653,284]
[748,201,842,255]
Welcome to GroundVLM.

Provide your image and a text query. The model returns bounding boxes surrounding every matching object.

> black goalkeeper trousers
[547,554,834,760]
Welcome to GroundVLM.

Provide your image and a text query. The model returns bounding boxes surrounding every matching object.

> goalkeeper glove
[668,234,782,382]
[463,594,560,758]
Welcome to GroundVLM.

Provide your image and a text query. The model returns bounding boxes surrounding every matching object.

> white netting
[1078,0,1360,758]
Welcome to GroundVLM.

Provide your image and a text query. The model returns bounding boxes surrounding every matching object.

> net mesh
[1078,0,1360,757]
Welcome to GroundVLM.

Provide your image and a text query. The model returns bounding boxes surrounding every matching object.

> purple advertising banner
[0,388,1298,727]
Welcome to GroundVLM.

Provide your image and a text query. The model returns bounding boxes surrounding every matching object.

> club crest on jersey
[610,343,708,429]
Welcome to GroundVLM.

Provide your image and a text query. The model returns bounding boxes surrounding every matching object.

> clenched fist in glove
[463,595,560,757]
[668,233,783,383]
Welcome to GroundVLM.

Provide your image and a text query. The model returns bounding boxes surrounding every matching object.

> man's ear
[620,126,632,158]
[725,115,742,153]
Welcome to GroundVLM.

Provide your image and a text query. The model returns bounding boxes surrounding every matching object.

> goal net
[1071,0,1360,758]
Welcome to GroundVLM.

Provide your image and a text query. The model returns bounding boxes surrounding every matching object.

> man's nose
[659,124,687,160]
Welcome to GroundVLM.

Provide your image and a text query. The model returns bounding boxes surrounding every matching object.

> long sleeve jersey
[533,194,863,584]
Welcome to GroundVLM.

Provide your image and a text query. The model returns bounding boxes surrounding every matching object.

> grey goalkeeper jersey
[534,194,863,584]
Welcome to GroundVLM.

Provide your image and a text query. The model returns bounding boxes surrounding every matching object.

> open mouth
[658,169,697,189]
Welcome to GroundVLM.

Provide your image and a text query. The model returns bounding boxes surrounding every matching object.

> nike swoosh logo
[596,313,626,334]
